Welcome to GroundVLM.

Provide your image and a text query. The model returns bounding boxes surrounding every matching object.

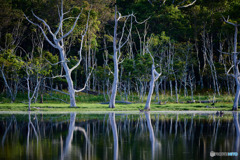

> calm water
[0,112,240,160]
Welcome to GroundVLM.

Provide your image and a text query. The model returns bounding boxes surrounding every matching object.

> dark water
[0,112,240,160]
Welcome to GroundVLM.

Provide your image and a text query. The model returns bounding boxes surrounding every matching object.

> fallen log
[197,100,214,103]
[80,89,99,95]
[100,101,132,104]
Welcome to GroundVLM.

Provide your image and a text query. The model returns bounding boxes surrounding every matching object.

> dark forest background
[0,0,239,103]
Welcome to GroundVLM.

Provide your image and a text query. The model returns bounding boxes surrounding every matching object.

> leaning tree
[25,0,93,107]
[144,44,162,110]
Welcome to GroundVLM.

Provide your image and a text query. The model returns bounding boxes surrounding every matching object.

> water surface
[0,111,239,160]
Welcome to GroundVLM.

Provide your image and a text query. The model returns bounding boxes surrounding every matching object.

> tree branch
[222,15,240,27]
[31,11,55,37]
[178,0,197,8]
[24,14,57,48]
[75,64,95,92]
[57,9,83,42]
[69,9,90,73]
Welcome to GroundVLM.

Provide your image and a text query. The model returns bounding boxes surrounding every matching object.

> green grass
[0,91,236,112]
[0,101,234,112]
[0,91,235,103]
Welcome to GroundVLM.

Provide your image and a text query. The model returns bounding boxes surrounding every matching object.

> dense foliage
[0,0,239,104]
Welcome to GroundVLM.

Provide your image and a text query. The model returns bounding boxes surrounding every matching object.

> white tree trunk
[145,64,155,110]
[109,6,119,108]
[175,75,178,103]
[144,48,161,110]
[109,6,145,108]
[25,0,91,107]
[58,48,77,107]
[233,25,239,110]
[222,17,240,110]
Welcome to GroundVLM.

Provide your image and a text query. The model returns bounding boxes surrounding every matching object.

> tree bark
[109,6,119,108]
[145,64,156,109]
[144,48,161,110]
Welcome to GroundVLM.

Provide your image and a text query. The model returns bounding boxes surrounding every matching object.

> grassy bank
[0,92,235,103]
[0,102,234,112]
[0,92,236,111]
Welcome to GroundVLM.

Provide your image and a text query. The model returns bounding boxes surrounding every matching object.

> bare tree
[109,6,147,108]
[0,21,25,102]
[144,46,162,110]
[25,66,42,111]
[222,16,240,110]
[202,28,220,95]
[25,0,93,107]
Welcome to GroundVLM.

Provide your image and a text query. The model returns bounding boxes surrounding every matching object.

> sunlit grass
[0,101,233,112]
[0,91,236,111]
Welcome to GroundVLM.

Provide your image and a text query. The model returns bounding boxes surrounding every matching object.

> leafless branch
[178,0,197,8]
[24,14,57,48]
[75,64,96,92]
[69,9,90,73]
[31,11,55,37]
[57,10,82,42]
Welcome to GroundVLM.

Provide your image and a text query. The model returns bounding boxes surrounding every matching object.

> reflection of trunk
[188,114,194,140]
[233,113,240,136]
[233,112,240,154]
[145,112,155,159]
[2,115,14,147]
[26,112,38,158]
[145,112,161,160]
[109,113,118,160]
[175,115,178,138]
[63,113,76,157]
[62,113,90,160]
[213,119,220,147]
[169,118,173,134]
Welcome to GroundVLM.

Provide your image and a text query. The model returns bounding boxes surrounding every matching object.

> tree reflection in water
[233,112,240,159]
[0,112,240,160]
[26,112,42,160]
[109,112,118,160]
[61,112,91,160]
[144,111,161,160]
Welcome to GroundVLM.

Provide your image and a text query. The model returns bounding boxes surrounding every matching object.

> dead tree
[202,28,220,95]
[109,5,147,108]
[144,46,162,110]
[25,0,93,107]
[25,66,42,111]
[222,16,240,110]
[0,21,25,102]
